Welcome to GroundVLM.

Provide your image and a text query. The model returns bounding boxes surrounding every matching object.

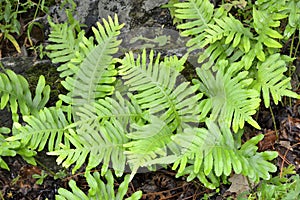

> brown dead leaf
[227,174,251,195]
[258,130,277,151]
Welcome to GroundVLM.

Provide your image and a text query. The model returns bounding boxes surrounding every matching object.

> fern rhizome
[1,0,300,198]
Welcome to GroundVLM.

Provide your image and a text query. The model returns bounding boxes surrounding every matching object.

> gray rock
[67,0,170,30]
[142,0,169,11]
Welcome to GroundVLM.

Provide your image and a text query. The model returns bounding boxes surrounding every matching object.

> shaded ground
[0,1,300,200]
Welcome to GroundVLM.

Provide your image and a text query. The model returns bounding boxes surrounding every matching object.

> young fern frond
[172,120,277,189]
[8,107,71,152]
[253,54,300,108]
[193,60,261,132]
[56,170,142,200]
[0,70,50,122]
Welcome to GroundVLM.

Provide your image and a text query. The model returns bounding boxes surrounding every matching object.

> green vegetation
[0,0,48,53]
[0,0,300,199]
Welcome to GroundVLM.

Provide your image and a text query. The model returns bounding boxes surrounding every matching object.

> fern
[0,69,47,170]
[0,128,20,170]
[204,15,253,53]
[0,69,50,122]
[253,7,284,55]
[47,14,123,105]
[284,0,300,38]
[8,106,71,152]
[3,1,300,197]
[250,165,300,199]
[48,90,150,177]
[174,0,216,52]
[119,49,203,176]
[174,0,300,112]
[48,93,135,176]
[253,54,300,108]
[46,10,84,78]
[174,0,241,69]
[119,50,201,127]
[0,69,47,169]
[173,0,286,68]
[171,120,277,189]
[0,131,37,170]
[66,15,123,105]
[56,170,142,200]
[193,60,261,132]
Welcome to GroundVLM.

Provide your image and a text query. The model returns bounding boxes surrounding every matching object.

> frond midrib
[192,1,210,30]
[128,63,180,125]
[83,41,114,103]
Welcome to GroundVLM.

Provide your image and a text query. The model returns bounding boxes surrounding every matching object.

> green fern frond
[59,14,124,105]
[73,93,142,129]
[0,132,36,170]
[124,115,177,178]
[253,53,300,108]
[171,120,277,189]
[174,0,249,69]
[253,7,285,60]
[119,50,202,127]
[49,118,127,176]
[255,0,288,13]
[46,15,85,78]
[196,40,248,70]
[56,170,142,200]
[174,0,215,51]
[47,128,89,174]
[205,15,253,53]
[193,60,261,132]
[0,129,19,170]
[239,134,278,181]
[0,70,50,122]
[284,0,300,38]
[119,49,202,177]
[8,107,71,152]
[49,93,142,176]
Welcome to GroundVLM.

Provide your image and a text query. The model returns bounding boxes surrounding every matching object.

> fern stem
[287,32,297,107]
[294,35,300,59]
[289,32,295,60]
[246,176,254,192]
[35,158,56,177]
[269,106,278,139]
